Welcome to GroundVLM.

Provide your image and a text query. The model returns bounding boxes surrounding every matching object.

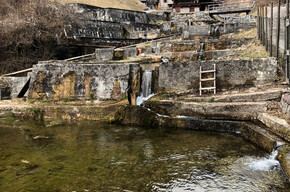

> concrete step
[145,100,268,120]
[257,113,290,142]
[177,88,284,103]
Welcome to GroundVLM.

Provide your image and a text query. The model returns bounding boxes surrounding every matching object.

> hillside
[56,0,146,11]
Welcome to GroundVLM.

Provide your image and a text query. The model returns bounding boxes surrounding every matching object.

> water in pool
[0,119,289,192]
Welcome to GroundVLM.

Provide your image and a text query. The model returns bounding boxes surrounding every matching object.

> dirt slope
[56,0,146,11]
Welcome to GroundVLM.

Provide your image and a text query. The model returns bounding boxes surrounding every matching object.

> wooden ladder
[199,64,216,96]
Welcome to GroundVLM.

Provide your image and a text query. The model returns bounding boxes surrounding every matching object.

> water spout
[198,43,205,61]
[137,70,154,106]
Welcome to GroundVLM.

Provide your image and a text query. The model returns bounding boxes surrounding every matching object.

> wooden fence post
[257,6,260,40]
[286,0,289,83]
[265,6,268,51]
[270,3,273,57]
[276,0,281,59]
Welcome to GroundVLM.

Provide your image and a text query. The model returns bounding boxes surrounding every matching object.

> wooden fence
[257,0,290,84]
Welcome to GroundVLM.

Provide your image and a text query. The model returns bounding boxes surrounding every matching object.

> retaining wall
[0,77,29,100]
[158,58,278,92]
[28,61,141,101]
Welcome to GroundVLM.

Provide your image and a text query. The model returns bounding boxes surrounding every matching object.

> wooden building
[173,0,218,13]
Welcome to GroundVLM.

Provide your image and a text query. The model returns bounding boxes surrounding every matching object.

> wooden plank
[0,68,32,78]
[200,69,216,73]
[270,3,273,57]
[201,78,215,82]
[276,0,281,59]
[201,87,216,90]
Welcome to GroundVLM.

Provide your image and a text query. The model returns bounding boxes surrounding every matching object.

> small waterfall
[247,150,280,171]
[141,70,152,98]
[198,43,205,61]
[246,141,283,171]
[136,70,154,106]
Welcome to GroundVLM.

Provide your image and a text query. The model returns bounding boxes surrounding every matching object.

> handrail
[0,68,33,78]
[208,1,255,11]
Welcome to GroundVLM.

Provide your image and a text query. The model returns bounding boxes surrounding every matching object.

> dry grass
[231,28,257,39]
[238,40,269,59]
[55,0,146,11]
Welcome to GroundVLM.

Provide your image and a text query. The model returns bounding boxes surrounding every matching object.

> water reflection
[0,120,289,192]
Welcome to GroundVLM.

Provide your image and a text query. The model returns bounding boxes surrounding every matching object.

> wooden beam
[0,68,33,78]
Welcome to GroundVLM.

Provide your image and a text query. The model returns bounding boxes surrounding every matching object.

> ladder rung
[200,87,216,90]
[201,70,216,73]
[201,78,215,82]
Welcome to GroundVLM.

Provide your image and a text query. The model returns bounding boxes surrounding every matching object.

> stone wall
[64,4,164,45]
[158,58,278,92]
[28,61,141,101]
[75,4,149,24]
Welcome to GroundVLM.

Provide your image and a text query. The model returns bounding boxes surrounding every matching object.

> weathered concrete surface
[282,93,290,121]
[257,113,290,142]
[278,148,290,181]
[159,38,254,53]
[0,102,128,122]
[145,100,267,120]
[240,122,280,153]
[95,48,114,61]
[76,4,149,24]
[160,49,239,62]
[0,104,33,118]
[0,77,30,99]
[172,88,283,103]
[44,104,126,122]
[159,58,278,92]
[28,61,141,101]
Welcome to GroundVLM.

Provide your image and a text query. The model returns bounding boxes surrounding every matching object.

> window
[176,7,180,12]
[164,0,167,3]
[190,7,195,12]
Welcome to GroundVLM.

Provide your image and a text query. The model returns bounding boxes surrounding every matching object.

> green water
[0,119,289,192]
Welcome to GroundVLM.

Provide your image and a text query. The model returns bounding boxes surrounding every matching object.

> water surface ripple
[0,120,289,192]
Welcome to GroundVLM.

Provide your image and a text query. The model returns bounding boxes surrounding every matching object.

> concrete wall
[160,0,173,9]
[0,77,30,100]
[95,48,114,61]
[28,61,141,101]
[158,58,278,92]
[95,46,138,61]
[159,38,254,53]
[281,93,290,121]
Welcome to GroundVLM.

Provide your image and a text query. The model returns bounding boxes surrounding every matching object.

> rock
[33,136,50,140]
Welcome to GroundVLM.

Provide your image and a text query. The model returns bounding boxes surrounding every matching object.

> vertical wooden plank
[199,66,202,96]
[286,0,289,83]
[265,6,268,51]
[261,6,264,44]
[257,6,260,40]
[276,0,281,59]
[287,0,289,18]
[214,64,216,95]
[258,6,261,40]
[270,3,274,57]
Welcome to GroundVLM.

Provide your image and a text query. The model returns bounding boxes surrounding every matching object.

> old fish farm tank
[0,119,289,192]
